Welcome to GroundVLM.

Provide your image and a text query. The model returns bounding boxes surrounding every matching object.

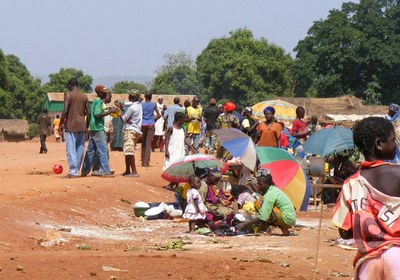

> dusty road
[0,139,355,279]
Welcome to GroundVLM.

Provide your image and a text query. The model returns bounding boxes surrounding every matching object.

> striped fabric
[332,161,400,277]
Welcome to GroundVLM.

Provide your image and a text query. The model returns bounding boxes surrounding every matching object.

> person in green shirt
[235,168,296,236]
[81,85,118,177]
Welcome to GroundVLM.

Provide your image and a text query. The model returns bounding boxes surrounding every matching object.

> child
[235,168,296,235]
[278,122,289,150]
[230,185,256,208]
[291,106,309,143]
[163,112,195,191]
[332,117,400,279]
[53,114,61,143]
[182,175,208,232]
[121,90,143,177]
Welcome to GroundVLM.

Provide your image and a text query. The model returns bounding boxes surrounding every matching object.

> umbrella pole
[312,201,324,280]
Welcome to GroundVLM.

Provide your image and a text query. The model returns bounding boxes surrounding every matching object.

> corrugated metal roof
[46,92,196,106]
[323,113,385,121]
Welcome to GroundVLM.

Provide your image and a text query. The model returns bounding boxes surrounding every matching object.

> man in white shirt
[121,90,143,177]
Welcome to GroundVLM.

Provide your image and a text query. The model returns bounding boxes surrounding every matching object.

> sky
[0,0,351,79]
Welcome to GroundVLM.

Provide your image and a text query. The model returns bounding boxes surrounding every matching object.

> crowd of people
[47,79,320,178]
[37,78,400,278]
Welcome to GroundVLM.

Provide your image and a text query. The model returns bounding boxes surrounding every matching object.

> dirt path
[0,140,355,279]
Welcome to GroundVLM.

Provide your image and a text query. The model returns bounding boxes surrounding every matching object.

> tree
[0,50,42,121]
[196,28,293,107]
[292,0,400,104]
[0,50,8,89]
[6,54,43,121]
[111,80,147,93]
[44,68,93,93]
[150,51,204,96]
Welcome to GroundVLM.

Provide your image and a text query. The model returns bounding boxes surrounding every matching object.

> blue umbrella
[214,128,256,170]
[389,110,400,163]
[303,126,354,157]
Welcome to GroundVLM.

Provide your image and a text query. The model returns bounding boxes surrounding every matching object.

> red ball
[53,164,63,174]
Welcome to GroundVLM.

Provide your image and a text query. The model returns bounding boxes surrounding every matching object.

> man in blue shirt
[164,97,182,128]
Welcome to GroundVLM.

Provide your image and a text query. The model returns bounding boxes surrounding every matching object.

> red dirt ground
[0,138,355,279]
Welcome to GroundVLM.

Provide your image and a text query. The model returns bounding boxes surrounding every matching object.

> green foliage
[44,68,93,93]
[27,123,39,139]
[111,80,147,93]
[292,0,400,104]
[0,50,9,89]
[150,51,204,96]
[363,75,382,105]
[196,28,293,108]
[0,51,43,122]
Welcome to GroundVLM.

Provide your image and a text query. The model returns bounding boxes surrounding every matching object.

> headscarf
[128,89,140,99]
[243,176,257,187]
[263,106,275,115]
[244,107,252,114]
[224,102,236,113]
[389,103,400,112]
[256,168,271,178]
[205,167,222,178]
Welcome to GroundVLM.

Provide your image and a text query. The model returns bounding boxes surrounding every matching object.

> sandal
[125,173,140,178]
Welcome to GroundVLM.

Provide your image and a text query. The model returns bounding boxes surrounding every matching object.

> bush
[27,123,39,139]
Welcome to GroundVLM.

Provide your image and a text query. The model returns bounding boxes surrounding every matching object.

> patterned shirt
[164,104,183,128]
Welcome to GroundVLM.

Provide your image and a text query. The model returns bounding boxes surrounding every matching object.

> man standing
[164,97,181,129]
[187,97,202,151]
[121,90,143,177]
[152,96,166,152]
[37,108,51,154]
[202,98,219,153]
[140,92,160,167]
[81,85,117,177]
[59,78,90,178]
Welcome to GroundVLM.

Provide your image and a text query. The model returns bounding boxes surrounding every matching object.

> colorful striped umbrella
[256,147,311,211]
[214,128,256,170]
[161,154,229,183]
[251,100,297,122]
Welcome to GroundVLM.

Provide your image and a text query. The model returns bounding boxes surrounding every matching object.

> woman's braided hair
[353,117,394,157]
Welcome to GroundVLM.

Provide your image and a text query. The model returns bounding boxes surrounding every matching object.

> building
[42,92,197,118]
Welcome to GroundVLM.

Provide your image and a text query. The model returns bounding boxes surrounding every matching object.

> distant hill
[34,74,153,88]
